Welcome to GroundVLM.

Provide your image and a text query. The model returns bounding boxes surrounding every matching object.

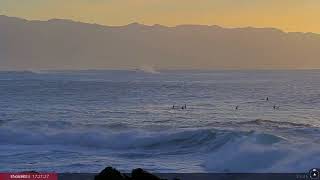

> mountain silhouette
[1,15,320,70]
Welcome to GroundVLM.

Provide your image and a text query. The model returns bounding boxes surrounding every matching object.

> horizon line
[1,67,320,72]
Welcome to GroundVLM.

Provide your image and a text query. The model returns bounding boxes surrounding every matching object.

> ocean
[0,70,319,173]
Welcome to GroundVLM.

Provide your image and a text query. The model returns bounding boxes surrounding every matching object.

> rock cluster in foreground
[95,167,179,180]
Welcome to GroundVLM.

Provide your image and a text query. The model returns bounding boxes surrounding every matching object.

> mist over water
[136,65,160,74]
[0,70,319,173]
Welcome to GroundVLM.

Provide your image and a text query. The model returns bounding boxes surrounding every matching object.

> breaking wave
[0,127,285,151]
[239,119,313,128]
[0,126,318,172]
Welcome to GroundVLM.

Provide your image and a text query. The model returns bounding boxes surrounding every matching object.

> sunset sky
[1,0,320,33]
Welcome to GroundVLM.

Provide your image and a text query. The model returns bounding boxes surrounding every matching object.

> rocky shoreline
[58,167,180,180]
[94,167,179,180]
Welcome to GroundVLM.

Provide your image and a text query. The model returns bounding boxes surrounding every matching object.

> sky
[0,0,320,33]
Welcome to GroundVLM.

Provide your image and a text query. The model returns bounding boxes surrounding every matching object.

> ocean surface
[0,70,319,173]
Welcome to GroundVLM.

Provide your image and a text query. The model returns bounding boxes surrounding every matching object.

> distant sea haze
[1,15,320,70]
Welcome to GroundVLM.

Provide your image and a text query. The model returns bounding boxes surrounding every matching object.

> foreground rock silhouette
[95,167,179,180]
[95,167,128,180]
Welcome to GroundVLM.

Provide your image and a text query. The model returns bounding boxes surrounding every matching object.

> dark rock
[131,168,165,180]
[95,167,171,180]
[95,167,126,180]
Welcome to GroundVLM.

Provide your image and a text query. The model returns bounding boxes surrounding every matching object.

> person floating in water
[273,105,280,110]
[177,104,187,110]
[266,97,269,101]
[172,104,187,110]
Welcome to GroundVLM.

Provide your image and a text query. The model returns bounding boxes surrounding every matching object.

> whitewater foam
[203,132,320,173]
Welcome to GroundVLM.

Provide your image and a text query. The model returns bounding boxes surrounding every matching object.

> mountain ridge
[3,15,315,34]
[1,15,320,70]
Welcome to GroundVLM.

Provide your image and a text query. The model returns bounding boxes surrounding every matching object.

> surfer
[172,105,175,109]
[179,104,186,110]
[235,105,239,110]
[266,97,269,101]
